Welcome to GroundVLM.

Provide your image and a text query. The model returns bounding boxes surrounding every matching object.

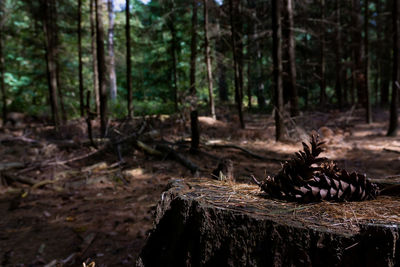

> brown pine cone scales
[254,135,379,203]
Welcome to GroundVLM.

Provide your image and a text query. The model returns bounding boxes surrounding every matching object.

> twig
[251,175,261,186]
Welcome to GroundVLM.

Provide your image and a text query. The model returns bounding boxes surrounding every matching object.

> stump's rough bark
[137,179,400,267]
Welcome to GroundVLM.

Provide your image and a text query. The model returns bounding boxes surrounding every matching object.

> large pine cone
[254,135,379,203]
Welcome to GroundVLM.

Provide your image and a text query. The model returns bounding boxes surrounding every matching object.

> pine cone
[254,135,379,203]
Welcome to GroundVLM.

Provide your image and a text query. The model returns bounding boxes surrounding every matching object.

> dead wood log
[0,162,24,171]
[383,148,400,154]
[1,172,35,186]
[156,144,200,174]
[207,142,284,162]
[137,178,400,267]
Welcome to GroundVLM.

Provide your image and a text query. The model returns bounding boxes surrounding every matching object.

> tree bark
[229,0,244,129]
[335,0,343,109]
[78,0,85,117]
[204,0,215,119]
[380,0,391,107]
[387,0,399,137]
[43,0,60,129]
[272,0,284,141]
[126,0,133,118]
[319,0,326,106]
[0,0,6,124]
[107,0,117,100]
[189,0,197,97]
[95,0,108,136]
[90,0,100,115]
[286,0,298,117]
[364,0,372,123]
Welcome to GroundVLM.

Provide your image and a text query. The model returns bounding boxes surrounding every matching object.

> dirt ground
[1,108,400,266]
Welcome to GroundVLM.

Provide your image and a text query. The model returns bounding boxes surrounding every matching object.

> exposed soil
[1,108,400,266]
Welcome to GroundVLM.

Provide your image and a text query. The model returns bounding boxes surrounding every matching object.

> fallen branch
[1,172,36,186]
[206,143,283,162]
[0,162,25,171]
[156,144,200,174]
[383,148,400,154]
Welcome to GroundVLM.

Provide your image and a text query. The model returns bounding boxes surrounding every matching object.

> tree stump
[137,178,400,267]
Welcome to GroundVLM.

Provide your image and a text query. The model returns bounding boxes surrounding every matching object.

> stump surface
[137,178,400,267]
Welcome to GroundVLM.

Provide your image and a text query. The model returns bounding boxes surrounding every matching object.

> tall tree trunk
[108,0,117,99]
[168,3,179,112]
[126,0,133,118]
[229,0,244,128]
[335,0,343,108]
[90,0,100,115]
[286,0,298,116]
[319,0,326,106]
[375,0,381,106]
[204,0,215,119]
[95,0,108,136]
[189,0,197,97]
[352,0,364,105]
[380,0,391,107]
[387,0,399,136]
[78,0,84,117]
[364,0,372,123]
[272,0,284,141]
[0,0,6,124]
[43,0,60,128]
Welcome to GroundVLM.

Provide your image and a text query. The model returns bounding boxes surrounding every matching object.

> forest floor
[1,107,400,266]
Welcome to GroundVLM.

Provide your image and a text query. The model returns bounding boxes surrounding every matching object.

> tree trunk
[108,0,117,100]
[319,0,326,106]
[43,0,60,129]
[78,0,84,117]
[95,0,108,136]
[364,0,372,123]
[52,1,66,123]
[189,0,197,97]
[190,110,199,153]
[286,0,298,117]
[229,0,244,129]
[335,0,343,109]
[387,0,399,137]
[204,0,215,119]
[168,5,179,113]
[380,0,391,107]
[272,0,284,141]
[375,0,382,106]
[137,179,400,266]
[126,0,133,118]
[352,0,364,105]
[0,0,6,124]
[90,0,100,115]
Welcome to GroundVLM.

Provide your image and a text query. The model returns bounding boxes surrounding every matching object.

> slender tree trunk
[204,0,215,119]
[0,0,6,124]
[43,0,60,128]
[229,0,244,128]
[380,0,390,107]
[335,0,343,109]
[78,0,84,117]
[375,0,381,106]
[364,0,372,123]
[95,0,108,136]
[272,0,284,141]
[168,4,179,112]
[286,0,298,116]
[126,0,133,118]
[90,0,100,115]
[353,0,364,105]
[319,0,326,106]
[189,0,197,97]
[108,0,117,99]
[387,0,399,136]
